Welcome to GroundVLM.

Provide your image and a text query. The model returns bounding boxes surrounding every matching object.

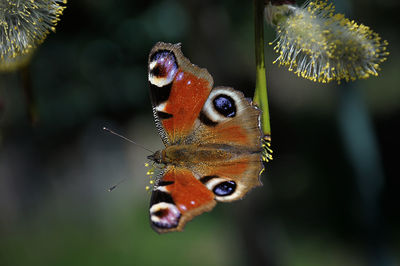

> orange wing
[148,42,213,146]
[187,87,265,202]
[149,166,216,233]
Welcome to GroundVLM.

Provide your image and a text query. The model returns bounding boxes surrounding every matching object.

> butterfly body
[147,42,265,233]
[149,144,258,166]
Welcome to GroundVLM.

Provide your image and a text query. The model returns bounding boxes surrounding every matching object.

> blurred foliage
[1,0,400,266]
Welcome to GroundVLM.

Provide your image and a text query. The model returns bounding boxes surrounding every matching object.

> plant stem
[253,0,271,138]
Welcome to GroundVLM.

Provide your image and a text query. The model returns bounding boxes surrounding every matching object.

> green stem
[253,0,271,138]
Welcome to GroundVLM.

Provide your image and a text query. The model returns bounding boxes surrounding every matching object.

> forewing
[148,42,213,146]
[149,166,216,233]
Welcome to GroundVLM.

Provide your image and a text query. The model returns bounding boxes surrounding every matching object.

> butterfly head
[147,150,162,164]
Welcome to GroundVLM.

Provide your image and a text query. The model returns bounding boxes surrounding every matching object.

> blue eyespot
[149,50,178,79]
[213,95,236,117]
[213,181,236,196]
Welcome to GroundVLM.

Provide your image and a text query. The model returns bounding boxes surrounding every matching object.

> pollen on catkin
[261,136,273,163]
[0,0,67,71]
[144,162,157,191]
[267,0,389,83]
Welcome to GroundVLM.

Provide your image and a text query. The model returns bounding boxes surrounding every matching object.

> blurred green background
[0,0,399,265]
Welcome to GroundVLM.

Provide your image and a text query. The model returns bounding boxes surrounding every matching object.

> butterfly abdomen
[153,144,260,167]
[159,145,232,165]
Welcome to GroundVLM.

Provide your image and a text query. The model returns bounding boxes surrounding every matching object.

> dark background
[0,0,399,265]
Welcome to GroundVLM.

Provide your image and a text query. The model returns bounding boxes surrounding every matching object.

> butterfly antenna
[108,177,128,192]
[103,127,154,154]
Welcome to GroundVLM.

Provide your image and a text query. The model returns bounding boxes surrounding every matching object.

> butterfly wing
[189,86,264,202]
[150,166,216,233]
[148,42,213,146]
[193,86,263,148]
[147,43,265,233]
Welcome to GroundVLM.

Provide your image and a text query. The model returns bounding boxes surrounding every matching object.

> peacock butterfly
[147,42,266,233]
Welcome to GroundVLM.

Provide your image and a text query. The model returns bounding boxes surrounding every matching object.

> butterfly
[147,42,266,233]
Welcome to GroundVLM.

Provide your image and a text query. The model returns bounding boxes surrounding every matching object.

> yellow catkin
[268,0,388,83]
[0,0,67,71]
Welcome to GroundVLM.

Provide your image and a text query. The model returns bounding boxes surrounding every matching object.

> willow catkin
[266,0,388,83]
[0,0,67,71]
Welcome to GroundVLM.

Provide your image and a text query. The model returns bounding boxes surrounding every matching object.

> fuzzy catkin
[267,0,388,83]
[0,0,66,71]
